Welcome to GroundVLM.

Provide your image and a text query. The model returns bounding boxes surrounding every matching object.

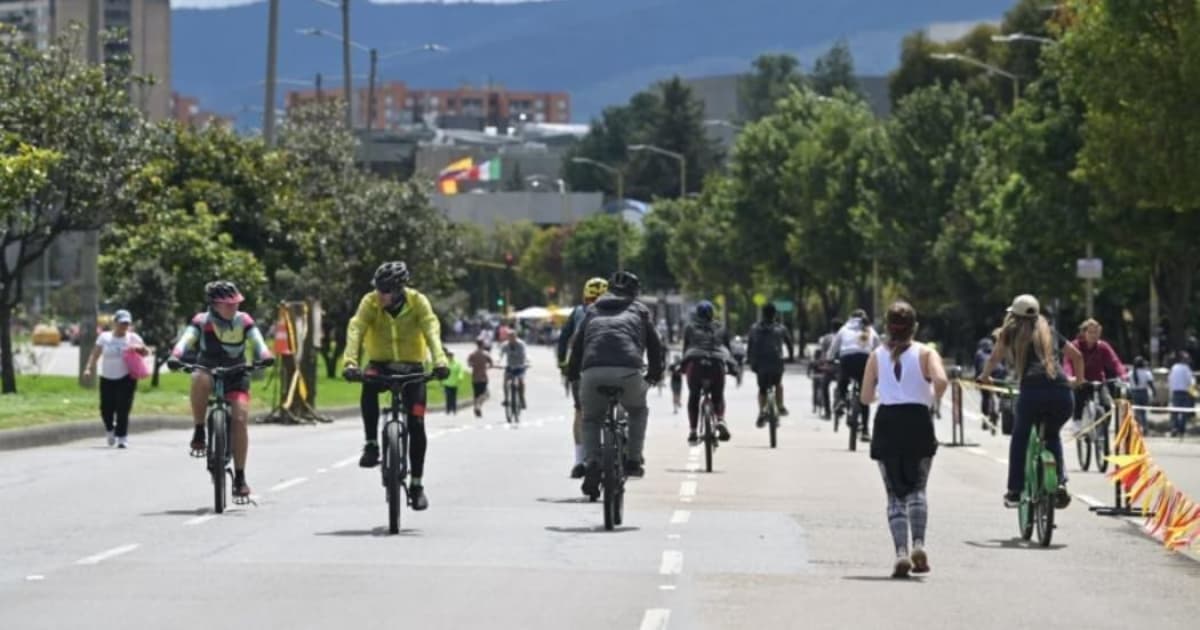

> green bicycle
[1018,417,1059,547]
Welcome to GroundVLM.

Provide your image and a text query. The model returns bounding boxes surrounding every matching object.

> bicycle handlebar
[345,371,435,386]
[172,360,272,377]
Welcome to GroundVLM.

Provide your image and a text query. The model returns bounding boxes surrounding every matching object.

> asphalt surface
[2,344,1199,630]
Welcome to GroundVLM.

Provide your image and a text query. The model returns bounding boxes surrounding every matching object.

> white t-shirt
[1168,363,1195,393]
[96,330,144,380]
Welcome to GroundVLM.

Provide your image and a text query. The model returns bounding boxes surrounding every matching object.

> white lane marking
[77,544,140,565]
[666,534,681,541]
[429,430,446,439]
[269,477,308,492]
[485,425,494,430]
[331,455,358,469]
[659,584,677,591]
[679,481,697,497]
[184,513,217,527]
[680,497,694,503]
[659,550,683,575]
[1076,493,1105,508]
[669,510,691,525]
[992,457,1009,465]
[640,608,671,630]
[965,447,990,457]
[25,575,45,582]
[685,473,698,480]
[316,468,328,474]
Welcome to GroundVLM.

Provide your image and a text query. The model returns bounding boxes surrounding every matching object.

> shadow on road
[316,527,422,538]
[662,468,723,474]
[842,575,926,582]
[545,525,641,534]
[964,538,1066,551]
[141,508,211,517]
[536,497,593,504]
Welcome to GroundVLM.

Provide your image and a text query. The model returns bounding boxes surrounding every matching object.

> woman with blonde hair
[862,301,947,577]
[981,294,1084,509]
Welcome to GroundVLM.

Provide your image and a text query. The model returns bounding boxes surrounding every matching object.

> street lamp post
[930,52,1021,109]
[992,33,1057,46]
[571,157,626,271]
[629,144,686,198]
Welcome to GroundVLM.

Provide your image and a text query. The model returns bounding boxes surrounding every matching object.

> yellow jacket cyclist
[343,261,449,511]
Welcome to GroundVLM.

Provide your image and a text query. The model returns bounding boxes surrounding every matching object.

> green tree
[518,226,569,302]
[108,260,178,386]
[739,53,806,122]
[563,213,641,282]
[888,24,1016,116]
[810,39,861,97]
[0,27,149,393]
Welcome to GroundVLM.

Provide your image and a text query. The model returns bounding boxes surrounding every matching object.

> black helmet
[205,280,244,305]
[372,261,410,292]
[608,271,641,297]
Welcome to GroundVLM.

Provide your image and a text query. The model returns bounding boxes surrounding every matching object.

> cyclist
[669,354,684,414]
[811,318,843,420]
[747,303,794,427]
[1063,318,1126,434]
[730,335,748,383]
[980,294,1083,509]
[342,261,450,512]
[974,337,1008,424]
[830,309,880,438]
[169,281,274,499]
[860,301,947,577]
[557,277,608,478]
[499,328,529,411]
[567,271,665,491]
[681,300,735,445]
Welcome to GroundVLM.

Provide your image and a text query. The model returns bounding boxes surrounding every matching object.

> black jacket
[682,317,733,365]
[566,293,666,382]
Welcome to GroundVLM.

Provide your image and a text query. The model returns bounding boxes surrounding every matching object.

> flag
[437,157,473,196]
[455,158,502,182]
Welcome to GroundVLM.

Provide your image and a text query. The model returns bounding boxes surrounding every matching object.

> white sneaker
[106,431,116,447]
[117,436,128,449]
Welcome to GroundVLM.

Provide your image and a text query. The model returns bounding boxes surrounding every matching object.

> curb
[0,406,363,452]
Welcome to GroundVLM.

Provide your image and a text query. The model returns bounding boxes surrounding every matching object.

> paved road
[2,344,1198,629]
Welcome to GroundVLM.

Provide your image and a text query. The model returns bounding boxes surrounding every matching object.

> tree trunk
[151,352,166,388]
[0,304,16,394]
[1156,258,1195,354]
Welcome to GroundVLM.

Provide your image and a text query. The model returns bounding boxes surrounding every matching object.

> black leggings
[686,359,726,430]
[99,376,137,437]
[361,367,429,478]
[837,353,871,431]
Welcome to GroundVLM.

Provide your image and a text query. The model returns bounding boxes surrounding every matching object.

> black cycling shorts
[756,370,783,394]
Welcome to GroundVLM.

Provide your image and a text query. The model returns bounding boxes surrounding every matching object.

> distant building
[287,81,571,131]
[171,92,232,129]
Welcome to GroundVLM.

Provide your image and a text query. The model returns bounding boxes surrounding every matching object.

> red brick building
[170,92,232,129]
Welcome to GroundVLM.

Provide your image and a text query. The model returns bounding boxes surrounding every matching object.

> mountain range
[172,0,1013,126]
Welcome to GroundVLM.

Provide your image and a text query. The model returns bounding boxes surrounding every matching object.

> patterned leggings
[878,458,932,555]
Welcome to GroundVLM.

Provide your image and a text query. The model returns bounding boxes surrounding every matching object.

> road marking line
[77,544,139,565]
[659,550,683,575]
[331,455,358,469]
[685,473,698,480]
[25,575,45,582]
[429,430,446,439]
[1076,493,1105,508]
[666,533,681,541]
[680,497,694,503]
[183,513,216,527]
[485,425,494,430]
[669,510,691,525]
[269,477,308,492]
[640,608,671,630]
[992,457,1008,465]
[679,481,697,497]
[658,584,676,591]
[316,468,328,474]
[965,447,990,457]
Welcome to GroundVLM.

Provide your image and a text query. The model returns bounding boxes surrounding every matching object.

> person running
[981,294,1083,509]
[467,340,493,418]
[558,277,609,478]
[747,303,794,426]
[84,309,148,448]
[681,300,735,445]
[830,309,880,439]
[442,350,466,415]
[860,302,947,578]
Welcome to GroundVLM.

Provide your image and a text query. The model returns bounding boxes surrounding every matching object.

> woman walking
[83,310,148,448]
[861,302,947,577]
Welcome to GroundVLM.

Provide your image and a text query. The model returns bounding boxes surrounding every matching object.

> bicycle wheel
[384,421,404,534]
[768,400,778,449]
[1018,494,1034,541]
[701,401,714,473]
[1095,419,1110,473]
[848,402,859,452]
[833,395,840,433]
[512,382,521,424]
[602,442,616,531]
[613,435,626,527]
[1076,433,1092,472]
[208,409,227,515]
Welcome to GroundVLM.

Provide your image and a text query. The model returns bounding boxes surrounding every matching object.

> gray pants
[580,367,649,464]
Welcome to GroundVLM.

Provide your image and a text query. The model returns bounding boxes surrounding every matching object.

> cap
[114,309,133,324]
[1006,294,1040,319]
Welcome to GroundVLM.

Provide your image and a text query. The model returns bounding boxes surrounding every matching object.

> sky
[172,0,554,8]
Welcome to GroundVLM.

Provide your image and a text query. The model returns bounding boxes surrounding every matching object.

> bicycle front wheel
[848,403,859,452]
[1095,420,1110,473]
[602,443,617,531]
[384,422,404,534]
[768,405,778,449]
[208,409,227,515]
[701,402,714,473]
[1076,433,1092,472]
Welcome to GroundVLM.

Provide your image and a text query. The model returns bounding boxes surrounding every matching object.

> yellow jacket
[344,289,447,367]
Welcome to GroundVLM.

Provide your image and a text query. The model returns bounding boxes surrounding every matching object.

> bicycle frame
[1020,420,1058,546]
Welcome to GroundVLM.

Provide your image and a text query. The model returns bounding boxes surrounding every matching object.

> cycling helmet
[583,277,609,302]
[205,281,244,305]
[695,300,715,321]
[372,261,410,292]
[608,271,641,297]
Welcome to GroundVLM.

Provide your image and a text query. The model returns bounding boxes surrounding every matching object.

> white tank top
[875,343,933,407]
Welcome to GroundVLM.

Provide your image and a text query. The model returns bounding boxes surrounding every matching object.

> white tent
[513,305,575,320]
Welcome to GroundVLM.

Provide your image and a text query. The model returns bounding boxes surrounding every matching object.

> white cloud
[925,19,1000,43]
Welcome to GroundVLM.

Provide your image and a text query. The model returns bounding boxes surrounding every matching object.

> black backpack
[749,322,784,365]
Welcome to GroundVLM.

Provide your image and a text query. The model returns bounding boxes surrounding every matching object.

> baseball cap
[114,309,133,324]
[1006,295,1040,319]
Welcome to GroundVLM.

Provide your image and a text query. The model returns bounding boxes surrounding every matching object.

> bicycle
[837,379,865,451]
[1075,379,1121,473]
[587,385,629,531]
[178,361,268,514]
[501,365,527,425]
[347,370,434,535]
[1018,412,1060,547]
[764,384,780,449]
[697,375,720,473]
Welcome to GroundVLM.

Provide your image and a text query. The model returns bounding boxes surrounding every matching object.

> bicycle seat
[597,385,624,398]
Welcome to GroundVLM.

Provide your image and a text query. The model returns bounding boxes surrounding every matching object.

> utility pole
[364,47,377,172]
[316,72,323,102]
[341,0,353,131]
[78,0,102,387]
[263,0,280,147]
[1085,241,1095,318]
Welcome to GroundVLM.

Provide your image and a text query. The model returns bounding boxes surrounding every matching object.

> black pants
[837,353,871,432]
[686,359,726,431]
[99,376,137,438]
[361,365,429,478]
[444,386,458,414]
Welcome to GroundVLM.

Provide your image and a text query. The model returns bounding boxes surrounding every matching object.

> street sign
[773,299,795,313]
[1076,258,1103,280]
[752,292,767,307]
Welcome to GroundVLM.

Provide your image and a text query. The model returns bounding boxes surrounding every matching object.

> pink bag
[123,347,151,380]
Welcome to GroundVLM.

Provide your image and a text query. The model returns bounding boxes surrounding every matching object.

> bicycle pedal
[189,448,205,458]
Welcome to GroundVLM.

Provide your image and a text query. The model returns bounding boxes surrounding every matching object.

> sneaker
[1055,484,1072,509]
[624,459,645,478]
[1003,491,1021,508]
[106,431,116,447]
[359,442,380,468]
[779,406,790,417]
[473,407,482,418]
[687,431,700,446]
[716,420,732,442]
[860,429,871,442]
[580,462,601,499]
[233,477,252,498]
[755,413,767,429]
[409,484,429,511]
[911,547,930,574]
[570,463,586,479]
[117,436,128,449]
[892,554,913,578]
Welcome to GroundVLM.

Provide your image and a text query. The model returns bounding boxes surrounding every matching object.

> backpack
[749,322,784,366]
